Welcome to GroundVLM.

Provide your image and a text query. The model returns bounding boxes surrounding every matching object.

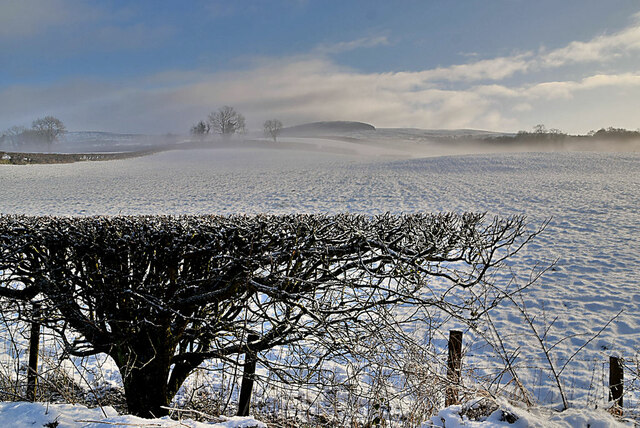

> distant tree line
[491,124,640,143]
[502,124,568,142]
[1,116,66,146]
[587,126,640,140]
[518,124,566,139]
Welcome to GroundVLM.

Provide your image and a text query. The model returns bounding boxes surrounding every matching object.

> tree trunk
[120,359,171,418]
[112,341,175,418]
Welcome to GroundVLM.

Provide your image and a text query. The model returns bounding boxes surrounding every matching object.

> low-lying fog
[3,126,638,158]
[1,126,639,217]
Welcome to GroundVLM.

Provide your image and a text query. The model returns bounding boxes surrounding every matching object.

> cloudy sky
[2,0,640,134]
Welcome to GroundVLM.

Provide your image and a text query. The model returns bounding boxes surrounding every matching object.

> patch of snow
[0,402,265,428]
[426,400,630,427]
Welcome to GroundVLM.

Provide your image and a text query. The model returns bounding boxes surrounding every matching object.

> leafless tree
[0,213,542,418]
[263,119,283,142]
[208,106,246,137]
[533,124,547,134]
[190,120,209,137]
[1,126,27,145]
[1,126,44,147]
[31,116,66,143]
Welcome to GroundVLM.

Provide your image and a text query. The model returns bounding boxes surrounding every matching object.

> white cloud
[315,35,391,54]
[385,17,640,84]
[525,80,578,100]
[4,54,640,134]
[0,57,516,132]
[416,54,533,82]
[513,103,532,112]
[4,11,640,134]
[540,24,640,67]
[469,84,520,98]
[522,73,640,100]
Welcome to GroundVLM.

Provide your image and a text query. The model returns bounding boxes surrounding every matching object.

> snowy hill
[281,120,375,135]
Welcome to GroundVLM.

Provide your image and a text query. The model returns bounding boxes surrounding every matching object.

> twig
[159,405,223,422]
[74,421,164,427]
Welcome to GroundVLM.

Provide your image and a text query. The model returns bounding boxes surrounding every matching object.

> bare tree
[263,119,283,142]
[190,120,209,137]
[31,116,66,143]
[532,124,546,134]
[3,126,27,139]
[208,106,245,137]
[0,213,541,418]
[1,126,27,146]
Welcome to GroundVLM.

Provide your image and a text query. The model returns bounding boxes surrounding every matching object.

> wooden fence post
[609,356,623,410]
[237,334,259,417]
[445,330,463,406]
[26,303,41,402]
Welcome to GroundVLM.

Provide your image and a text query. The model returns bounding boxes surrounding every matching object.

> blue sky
[2,0,640,133]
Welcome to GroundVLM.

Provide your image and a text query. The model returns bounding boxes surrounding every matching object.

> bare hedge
[0,213,538,417]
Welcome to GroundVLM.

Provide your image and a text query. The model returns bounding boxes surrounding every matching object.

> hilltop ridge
[281,121,376,135]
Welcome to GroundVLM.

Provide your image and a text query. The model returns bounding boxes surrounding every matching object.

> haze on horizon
[2,0,640,135]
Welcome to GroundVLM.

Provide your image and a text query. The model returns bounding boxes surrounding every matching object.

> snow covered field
[0,137,639,426]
